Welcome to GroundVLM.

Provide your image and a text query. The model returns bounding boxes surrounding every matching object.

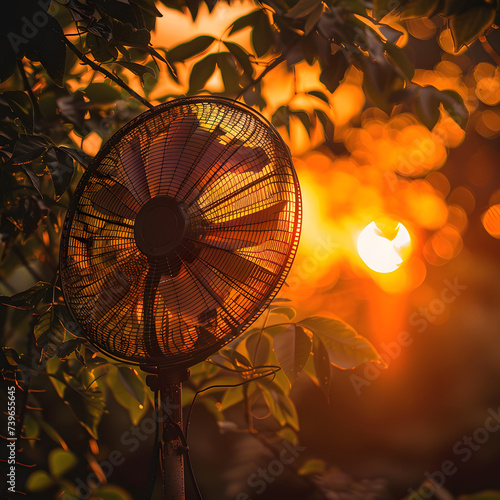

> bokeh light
[482,204,500,239]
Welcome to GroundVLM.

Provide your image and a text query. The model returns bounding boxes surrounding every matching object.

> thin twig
[479,35,500,67]
[60,35,154,109]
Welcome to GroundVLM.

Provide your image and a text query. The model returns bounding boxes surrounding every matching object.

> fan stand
[135,194,192,499]
[143,366,189,500]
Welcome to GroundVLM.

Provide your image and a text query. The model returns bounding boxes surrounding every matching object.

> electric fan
[60,96,301,499]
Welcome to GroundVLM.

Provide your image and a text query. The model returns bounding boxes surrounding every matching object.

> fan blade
[181,142,270,205]
[152,113,201,197]
[144,135,167,198]
[194,240,274,284]
[202,201,287,249]
[158,263,226,325]
[89,182,141,220]
[222,143,270,175]
[119,136,150,203]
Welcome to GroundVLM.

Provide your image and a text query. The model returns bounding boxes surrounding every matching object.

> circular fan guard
[60,97,301,369]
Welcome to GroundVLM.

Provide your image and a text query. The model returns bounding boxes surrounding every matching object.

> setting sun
[357,221,412,273]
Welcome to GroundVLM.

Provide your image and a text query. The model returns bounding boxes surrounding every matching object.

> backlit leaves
[298,316,385,370]
[273,324,312,385]
[449,4,496,51]
[168,35,216,62]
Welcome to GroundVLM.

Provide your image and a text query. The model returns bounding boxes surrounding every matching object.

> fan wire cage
[60,97,301,370]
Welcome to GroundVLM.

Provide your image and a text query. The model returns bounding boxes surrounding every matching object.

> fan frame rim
[59,95,302,369]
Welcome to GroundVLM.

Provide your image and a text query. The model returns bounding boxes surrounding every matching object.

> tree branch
[237,55,285,100]
[60,35,154,109]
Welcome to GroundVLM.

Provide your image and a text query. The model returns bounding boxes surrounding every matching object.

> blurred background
[2,1,500,499]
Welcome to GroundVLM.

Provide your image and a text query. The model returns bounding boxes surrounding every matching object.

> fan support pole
[146,369,189,500]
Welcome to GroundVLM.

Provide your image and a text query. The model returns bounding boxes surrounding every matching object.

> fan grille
[60,97,301,368]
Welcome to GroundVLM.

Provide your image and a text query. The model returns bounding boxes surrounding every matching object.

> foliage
[0,0,499,498]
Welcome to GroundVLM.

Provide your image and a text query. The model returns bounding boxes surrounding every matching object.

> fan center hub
[134,196,186,258]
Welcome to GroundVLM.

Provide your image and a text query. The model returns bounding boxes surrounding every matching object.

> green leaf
[449,5,495,51]
[10,134,50,165]
[56,339,82,359]
[306,90,330,104]
[107,365,147,425]
[168,35,216,62]
[229,11,260,36]
[319,51,349,93]
[252,11,274,58]
[395,0,439,20]
[439,89,468,130]
[269,306,296,319]
[35,311,66,351]
[273,325,312,385]
[414,85,441,130]
[188,53,218,93]
[298,316,385,370]
[220,348,253,370]
[313,339,331,400]
[63,386,106,439]
[245,331,272,366]
[26,470,54,492]
[384,42,414,81]
[84,82,122,104]
[223,41,253,77]
[46,148,75,200]
[116,366,146,404]
[85,33,118,63]
[130,0,163,18]
[272,105,290,136]
[304,3,324,34]
[24,15,66,87]
[39,419,69,450]
[217,53,240,94]
[23,414,40,448]
[111,18,151,46]
[291,110,312,138]
[286,0,322,19]
[0,282,51,310]
[112,60,156,83]
[219,384,245,411]
[373,0,397,20]
[49,448,78,478]
[298,458,326,476]
[1,91,34,134]
[58,147,92,169]
[315,108,334,140]
[260,383,299,430]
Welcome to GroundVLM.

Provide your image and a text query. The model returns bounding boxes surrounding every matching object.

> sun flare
[357,221,412,273]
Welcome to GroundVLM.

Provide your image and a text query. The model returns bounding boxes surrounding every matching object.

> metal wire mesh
[60,97,301,368]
